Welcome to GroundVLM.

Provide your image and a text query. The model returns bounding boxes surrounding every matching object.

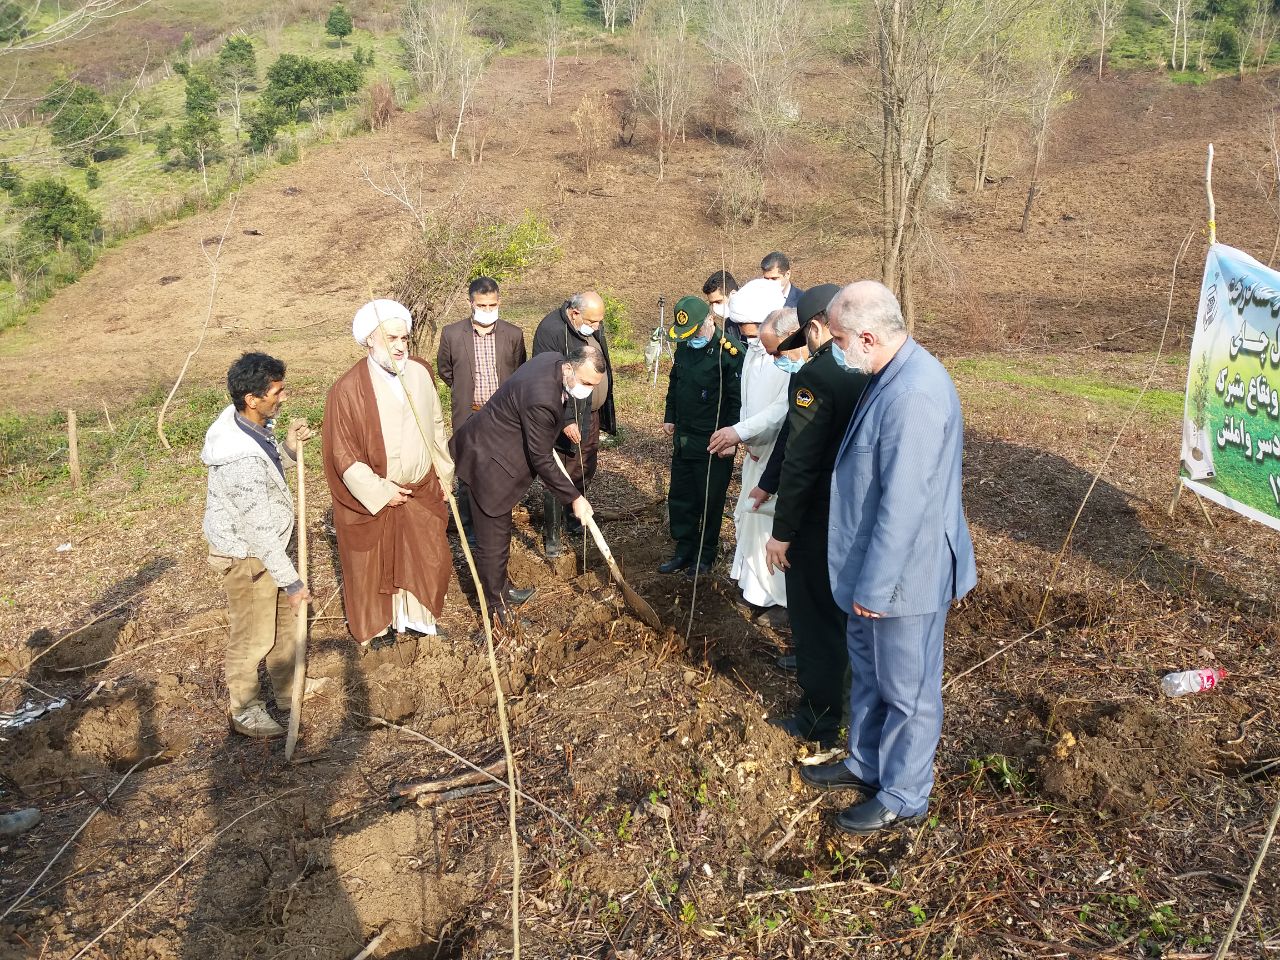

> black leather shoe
[799,761,875,792]
[775,653,797,671]
[658,555,693,574]
[505,586,536,607]
[684,562,712,578]
[834,798,927,835]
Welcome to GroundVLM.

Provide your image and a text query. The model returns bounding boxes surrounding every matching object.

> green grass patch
[0,375,329,495]
[950,357,1184,421]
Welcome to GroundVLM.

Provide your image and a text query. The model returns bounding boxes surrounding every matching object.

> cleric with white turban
[321,298,455,648]
[708,277,791,610]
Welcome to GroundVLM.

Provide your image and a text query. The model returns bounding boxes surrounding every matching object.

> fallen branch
[0,754,158,922]
[391,758,506,801]
[51,626,222,673]
[69,789,300,960]
[362,714,596,850]
[0,591,145,694]
[763,796,823,861]
[414,781,504,808]
[942,615,1069,692]
[738,876,907,904]
[350,926,388,960]
[156,194,240,451]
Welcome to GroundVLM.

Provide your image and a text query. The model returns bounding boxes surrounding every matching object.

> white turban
[727,277,786,326]
[353,299,413,345]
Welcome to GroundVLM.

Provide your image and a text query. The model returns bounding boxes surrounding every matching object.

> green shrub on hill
[45,82,126,166]
[327,4,354,46]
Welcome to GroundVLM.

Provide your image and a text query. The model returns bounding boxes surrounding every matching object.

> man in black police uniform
[762,283,867,747]
[659,295,745,575]
[532,291,617,558]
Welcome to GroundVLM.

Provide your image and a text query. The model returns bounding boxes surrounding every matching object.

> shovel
[285,435,309,761]
[553,452,662,630]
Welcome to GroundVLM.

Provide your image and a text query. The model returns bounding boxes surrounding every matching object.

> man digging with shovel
[201,352,330,739]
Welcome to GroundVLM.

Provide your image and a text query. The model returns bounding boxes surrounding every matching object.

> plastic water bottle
[1160,668,1226,698]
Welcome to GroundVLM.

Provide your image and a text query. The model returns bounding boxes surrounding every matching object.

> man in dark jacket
[449,345,602,624]
[437,276,527,542]
[659,295,745,575]
[531,290,617,557]
[762,283,866,747]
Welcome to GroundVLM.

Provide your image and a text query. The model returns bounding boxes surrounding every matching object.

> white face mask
[568,381,594,400]
[577,324,596,337]
[473,307,498,326]
[711,302,726,318]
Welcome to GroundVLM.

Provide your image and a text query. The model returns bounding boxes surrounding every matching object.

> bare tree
[1240,0,1276,77]
[630,0,695,181]
[864,0,996,330]
[1020,0,1089,232]
[703,0,809,153]
[449,37,498,160]
[600,0,622,32]
[625,0,648,26]
[970,2,1030,192]
[402,0,473,142]
[1090,0,1123,78]
[0,0,151,60]
[543,1,561,106]
[1151,0,1206,71]
[571,92,611,178]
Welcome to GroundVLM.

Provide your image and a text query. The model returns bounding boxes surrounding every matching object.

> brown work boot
[230,703,285,739]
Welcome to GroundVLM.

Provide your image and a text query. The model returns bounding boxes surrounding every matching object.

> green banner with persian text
[1181,242,1280,530]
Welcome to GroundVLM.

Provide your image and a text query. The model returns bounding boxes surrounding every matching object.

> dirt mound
[1036,702,1219,818]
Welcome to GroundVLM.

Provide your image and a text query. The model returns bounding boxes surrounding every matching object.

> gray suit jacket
[828,338,977,617]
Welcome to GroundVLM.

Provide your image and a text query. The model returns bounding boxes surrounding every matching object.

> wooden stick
[101,400,114,434]
[1206,142,1217,246]
[737,876,907,903]
[364,295,522,959]
[0,753,158,922]
[69,789,299,960]
[67,409,81,489]
[1213,788,1280,960]
[286,436,308,762]
[350,927,388,960]
[1035,228,1194,629]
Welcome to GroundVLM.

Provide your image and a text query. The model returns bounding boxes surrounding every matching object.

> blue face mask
[774,356,803,374]
[832,340,857,372]
[688,336,709,349]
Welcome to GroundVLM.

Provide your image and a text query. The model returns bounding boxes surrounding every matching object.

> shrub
[46,82,124,165]
[17,177,101,251]
[601,290,633,349]
[0,160,20,194]
[85,167,100,190]
[571,92,611,177]
[244,101,284,152]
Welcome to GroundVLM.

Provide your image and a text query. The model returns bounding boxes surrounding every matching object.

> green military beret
[667,295,709,342]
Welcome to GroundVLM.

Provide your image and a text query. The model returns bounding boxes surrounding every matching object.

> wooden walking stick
[552,451,661,629]
[285,434,308,762]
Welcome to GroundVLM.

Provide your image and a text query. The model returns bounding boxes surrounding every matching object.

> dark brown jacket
[436,317,527,430]
[449,352,582,517]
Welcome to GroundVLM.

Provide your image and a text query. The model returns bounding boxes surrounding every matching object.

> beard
[370,346,407,375]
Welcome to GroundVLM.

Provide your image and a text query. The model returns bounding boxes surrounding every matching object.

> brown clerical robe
[323,356,454,642]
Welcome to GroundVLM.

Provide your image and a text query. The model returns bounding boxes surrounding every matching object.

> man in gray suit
[799,280,977,835]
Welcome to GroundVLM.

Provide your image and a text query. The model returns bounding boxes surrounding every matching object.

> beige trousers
[210,555,298,712]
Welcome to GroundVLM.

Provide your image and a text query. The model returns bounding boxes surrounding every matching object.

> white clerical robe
[340,358,454,635]
[730,340,790,607]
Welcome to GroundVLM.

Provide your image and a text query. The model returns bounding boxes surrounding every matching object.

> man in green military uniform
[659,295,745,575]
[763,283,868,747]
